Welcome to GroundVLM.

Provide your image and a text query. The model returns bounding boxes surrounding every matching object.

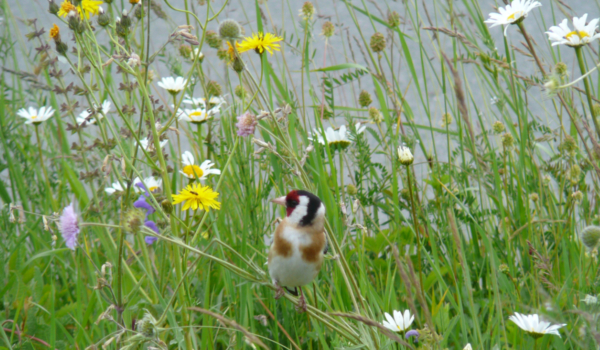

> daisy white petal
[509,313,566,338]
[485,0,541,36]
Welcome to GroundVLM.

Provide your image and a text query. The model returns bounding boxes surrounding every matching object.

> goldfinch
[268,190,327,312]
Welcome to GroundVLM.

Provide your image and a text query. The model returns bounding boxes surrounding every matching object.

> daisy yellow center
[183,165,204,178]
[149,186,158,192]
[507,11,523,21]
[566,30,589,40]
[31,115,38,119]
[189,111,204,119]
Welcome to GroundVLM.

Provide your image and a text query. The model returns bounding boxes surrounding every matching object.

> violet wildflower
[405,330,419,343]
[60,203,80,250]
[134,182,160,244]
[235,111,258,137]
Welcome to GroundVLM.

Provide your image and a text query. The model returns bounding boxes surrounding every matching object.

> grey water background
[3,0,600,183]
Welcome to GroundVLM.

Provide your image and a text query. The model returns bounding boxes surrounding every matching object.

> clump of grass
[2,0,600,349]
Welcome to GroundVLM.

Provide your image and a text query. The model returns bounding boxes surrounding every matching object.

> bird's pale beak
[270,196,286,206]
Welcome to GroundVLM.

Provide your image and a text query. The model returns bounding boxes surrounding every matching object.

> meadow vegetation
[2,0,600,349]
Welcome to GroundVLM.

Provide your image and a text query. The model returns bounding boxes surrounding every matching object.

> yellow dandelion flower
[49,24,60,41]
[58,0,103,19]
[237,32,283,55]
[226,41,239,61]
[172,183,221,212]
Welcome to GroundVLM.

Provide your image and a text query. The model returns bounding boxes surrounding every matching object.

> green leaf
[310,63,368,73]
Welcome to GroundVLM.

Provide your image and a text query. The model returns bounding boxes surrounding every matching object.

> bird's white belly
[269,251,320,287]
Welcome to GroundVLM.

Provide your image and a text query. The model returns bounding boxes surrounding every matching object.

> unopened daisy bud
[161,199,173,214]
[501,132,514,149]
[544,76,560,95]
[218,19,243,41]
[48,0,59,15]
[67,11,80,31]
[253,138,270,148]
[232,56,244,73]
[397,145,414,165]
[388,11,401,28]
[299,2,315,21]
[580,226,600,249]
[120,9,132,28]
[49,23,61,42]
[97,7,110,27]
[358,90,372,107]
[55,40,68,56]
[179,44,192,58]
[572,190,583,203]
[554,62,568,76]
[529,193,539,203]
[205,80,222,97]
[368,107,384,124]
[124,208,146,234]
[346,184,358,196]
[492,121,505,133]
[321,21,335,38]
[206,30,222,49]
[235,85,248,99]
[370,32,386,53]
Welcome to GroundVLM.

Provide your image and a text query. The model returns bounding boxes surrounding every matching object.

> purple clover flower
[60,203,80,250]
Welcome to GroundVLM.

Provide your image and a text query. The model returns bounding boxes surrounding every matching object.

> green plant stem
[405,165,424,296]
[575,46,600,140]
[34,124,56,211]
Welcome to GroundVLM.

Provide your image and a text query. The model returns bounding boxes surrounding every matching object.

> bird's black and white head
[271,190,326,228]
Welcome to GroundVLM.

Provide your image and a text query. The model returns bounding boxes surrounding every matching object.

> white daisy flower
[77,100,112,125]
[309,125,352,150]
[105,177,143,195]
[177,108,212,124]
[136,176,162,192]
[546,14,600,47]
[485,0,541,36]
[397,145,414,165]
[139,137,168,151]
[509,313,566,338]
[190,48,204,61]
[381,310,414,332]
[157,76,187,95]
[179,151,221,180]
[17,106,55,125]
[463,344,472,350]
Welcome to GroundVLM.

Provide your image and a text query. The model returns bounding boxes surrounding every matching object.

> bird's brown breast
[270,219,326,264]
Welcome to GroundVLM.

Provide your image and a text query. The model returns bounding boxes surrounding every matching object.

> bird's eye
[287,200,299,207]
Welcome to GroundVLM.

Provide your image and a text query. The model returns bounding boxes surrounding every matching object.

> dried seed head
[368,106,384,124]
[358,90,372,107]
[492,121,505,134]
[441,113,452,127]
[346,184,358,196]
[501,132,514,149]
[554,62,568,76]
[205,80,222,97]
[218,19,243,41]
[299,2,315,21]
[580,226,600,249]
[321,21,335,38]
[124,208,146,234]
[370,32,386,53]
[388,11,401,28]
[179,44,192,58]
[234,85,248,99]
[205,30,222,49]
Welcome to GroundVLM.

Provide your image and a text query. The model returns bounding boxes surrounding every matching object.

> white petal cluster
[485,0,541,36]
[17,106,55,125]
[179,151,221,180]
[77,100,112,126]
[309,123,365,150]
[397,145,414,165]
[381,310,414,332]
[105,176,162,195]
[509,313,566,338]
[178,96,226,123]
[139,137,168,151]
[157,76,187,94]
[546,14,600,47]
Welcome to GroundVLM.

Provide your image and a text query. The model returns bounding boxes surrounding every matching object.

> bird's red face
[270,190,325,227]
